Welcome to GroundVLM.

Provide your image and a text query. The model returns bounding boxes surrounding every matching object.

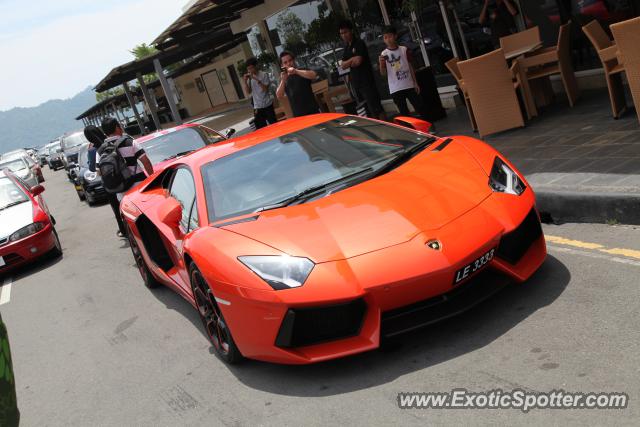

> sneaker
[117,231,125,238]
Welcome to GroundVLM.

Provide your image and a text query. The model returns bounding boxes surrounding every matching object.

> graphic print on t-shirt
[388,52,410,82]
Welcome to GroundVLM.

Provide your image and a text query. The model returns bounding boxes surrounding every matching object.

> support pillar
[377,0,390,25]
[123,82,146,135]
[439,0,460,59]
[137,73,161,130]
[153,58,182,125]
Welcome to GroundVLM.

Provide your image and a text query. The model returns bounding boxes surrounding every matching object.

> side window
[168,168,197,232]
[200,126,225,144]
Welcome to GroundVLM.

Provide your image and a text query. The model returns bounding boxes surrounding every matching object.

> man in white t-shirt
[379,26,428,120]
[243,57,277,129]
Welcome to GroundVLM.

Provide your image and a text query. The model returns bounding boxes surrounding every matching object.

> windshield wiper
[371,137,436,178]
[255,167,374,213]
[163,150,196,161]
[0,200,28,211]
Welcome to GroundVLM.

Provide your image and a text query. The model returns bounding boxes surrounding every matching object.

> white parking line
[0,277,12,305]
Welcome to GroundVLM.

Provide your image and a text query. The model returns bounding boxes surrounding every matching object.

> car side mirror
[159,197,182,231]
[31,184,45,196]
[225,128,236,138]
[393,116,433,133]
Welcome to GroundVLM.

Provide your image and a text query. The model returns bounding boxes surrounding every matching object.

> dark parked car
[47,141,64,170]
[72,145,108,205]
[60,131,90,179]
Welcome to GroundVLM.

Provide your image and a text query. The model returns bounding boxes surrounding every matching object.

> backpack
[97,136,133,194]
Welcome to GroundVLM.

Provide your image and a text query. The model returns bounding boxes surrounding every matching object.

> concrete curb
[536,190,640,225]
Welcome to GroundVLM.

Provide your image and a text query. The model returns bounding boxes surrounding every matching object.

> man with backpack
[98,117,153,237]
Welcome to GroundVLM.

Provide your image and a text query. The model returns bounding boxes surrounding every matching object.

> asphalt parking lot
[2,167,639,426]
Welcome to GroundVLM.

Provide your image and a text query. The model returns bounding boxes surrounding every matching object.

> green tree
[305,9,345,55]
[95,87,124,103]
[276,11,308,57]
[129,43,158,59]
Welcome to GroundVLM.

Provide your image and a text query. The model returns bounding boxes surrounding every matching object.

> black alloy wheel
[189,263,242,364]
[126,224,160,289]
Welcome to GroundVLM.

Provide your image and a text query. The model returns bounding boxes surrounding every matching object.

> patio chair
[611,17,640,123]
[445,58,477,131]
[499,27,541,58]
[519,22,580,108]
[582,19,627,118]
[457,49,525,137]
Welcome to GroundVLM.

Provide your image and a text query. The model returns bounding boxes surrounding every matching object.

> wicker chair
[457,49,525,137]
[611,17,640,123]
[499,27,541,58]
[519,22,579,107]
[582,19,627,118]
[445,57,477,131]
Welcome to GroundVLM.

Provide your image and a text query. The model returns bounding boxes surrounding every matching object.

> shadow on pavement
[143,254,570,396]
[2,252,64,283]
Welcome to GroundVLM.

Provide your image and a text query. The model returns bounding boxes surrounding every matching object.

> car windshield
[140,128,210,164]
[62,133,88,150]
[0,158,28,173]
[0,176,29,210]
[201,117,432,222]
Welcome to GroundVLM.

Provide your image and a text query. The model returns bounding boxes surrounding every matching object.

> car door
[164,167,199,291]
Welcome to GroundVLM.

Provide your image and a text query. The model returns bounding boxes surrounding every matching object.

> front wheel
[49,227,62,258]
[189,263,243,364]
[126,224,160,289]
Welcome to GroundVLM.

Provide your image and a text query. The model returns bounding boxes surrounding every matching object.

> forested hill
[0,87,95,152]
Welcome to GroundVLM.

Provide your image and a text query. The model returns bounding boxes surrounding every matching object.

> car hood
[222,140,493,262]
[0,201,34,239]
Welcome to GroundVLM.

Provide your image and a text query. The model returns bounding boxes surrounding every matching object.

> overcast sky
[0,0,183,111]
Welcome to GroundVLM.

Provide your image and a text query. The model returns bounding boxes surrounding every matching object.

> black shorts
[354,84,384,116]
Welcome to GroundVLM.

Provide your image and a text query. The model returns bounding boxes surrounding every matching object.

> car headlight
[83,170,98,182]
[9,222,45,242]
[488,157,526,195]
[238,255,314,290]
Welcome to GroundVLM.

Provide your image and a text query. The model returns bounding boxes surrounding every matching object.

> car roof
[135,123,200,144]
[183,113,346,167]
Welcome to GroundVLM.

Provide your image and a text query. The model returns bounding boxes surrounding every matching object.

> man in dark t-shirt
[276,51,320,117]
[339,20,386,120]
[479,0,519,47]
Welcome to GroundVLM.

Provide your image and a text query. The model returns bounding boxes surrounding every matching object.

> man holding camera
[479,0,519,47]
[339,20,386,120]
[276,51,320,118]
[243,57,277,129]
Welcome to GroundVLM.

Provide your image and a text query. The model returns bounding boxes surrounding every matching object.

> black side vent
[135,215,174,271]
[432,138,452,152]
[275,299,367,348]
[496,208,543,264]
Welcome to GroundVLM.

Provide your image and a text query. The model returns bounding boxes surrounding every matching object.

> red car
[121,114,546,365]
[0,170,61,274]
[134,123,230,173]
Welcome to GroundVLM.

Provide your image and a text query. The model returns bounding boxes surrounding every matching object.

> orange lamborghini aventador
[120,114,546,364]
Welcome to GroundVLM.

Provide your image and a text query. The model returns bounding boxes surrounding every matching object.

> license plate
[0,256,5,267]
[453,248,495,285]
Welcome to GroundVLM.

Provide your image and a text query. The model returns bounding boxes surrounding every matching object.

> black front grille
[1,253,23,267]
[496,208,543,264]
[381,270,511,338]
[275,299,367,348]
